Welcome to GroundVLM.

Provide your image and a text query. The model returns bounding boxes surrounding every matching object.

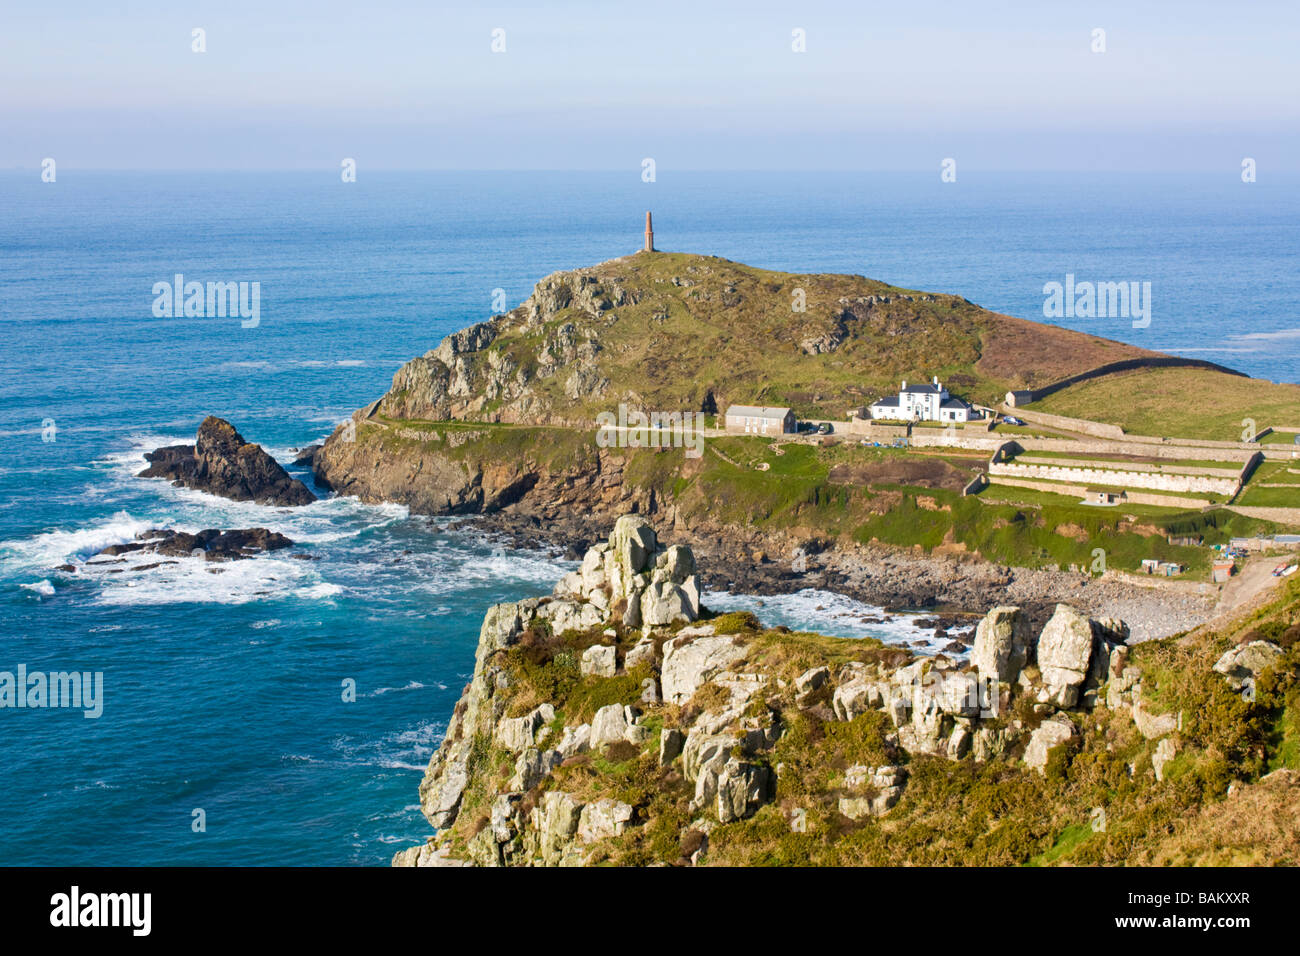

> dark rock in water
[55,564,76,573]
[942,641,968,653]
[139,417,315,507]
[89,527,293,563]
[292,444,322,467]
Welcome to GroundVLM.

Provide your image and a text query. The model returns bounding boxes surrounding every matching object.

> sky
[2,0,1298,171]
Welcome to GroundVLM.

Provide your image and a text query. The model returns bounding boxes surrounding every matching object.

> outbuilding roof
[725,405,793,419]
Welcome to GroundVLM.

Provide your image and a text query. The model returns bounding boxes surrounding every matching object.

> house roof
[870,396,901,407]
[901,383,942,394]
[940,397,970,409]
[726,405,792,419]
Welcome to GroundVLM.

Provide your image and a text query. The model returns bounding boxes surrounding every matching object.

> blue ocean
[1,171,1297,865]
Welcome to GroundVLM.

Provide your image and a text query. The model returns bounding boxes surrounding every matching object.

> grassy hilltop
[380,251,1172,424]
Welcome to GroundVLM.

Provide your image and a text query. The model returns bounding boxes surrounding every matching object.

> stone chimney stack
[644,211,654,252]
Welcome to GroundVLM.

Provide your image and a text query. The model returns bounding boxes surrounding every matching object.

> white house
[869,377,974,423]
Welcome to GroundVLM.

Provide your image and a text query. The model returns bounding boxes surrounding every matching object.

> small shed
[1212,560,1235,584]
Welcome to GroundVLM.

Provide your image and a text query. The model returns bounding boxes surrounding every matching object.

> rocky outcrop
[140,417,315,507]
[1213,640,1284,693]
[1023,714,1076,774]
[86,527,293,563]
[1034,604,1096,708]
[396,515,1201,867]
[971,606,1033,684]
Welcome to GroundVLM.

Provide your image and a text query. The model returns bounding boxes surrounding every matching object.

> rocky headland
[394,515,1298,867]
[141,416,315,507]
[305,254,1246,642]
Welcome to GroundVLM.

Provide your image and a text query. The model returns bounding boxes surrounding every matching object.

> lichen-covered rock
[640,579,695,626]
[528,791,585,866]
[590,703,631,749]
[626,635,657,669]
[795,665,830,705]
[898,696,952,755]
[607,515,657,601]
[580,643,617,677]
[1153,738,1177,782]
[1023,714,1076,773]
[479,601,534,657]
[509,747,562,791]
[972,725,1015,762]
[659,727,684,766]
[1213,640,1284,693]
[971,605,1032,684]
[1035,605,1096,708]
[418,738,472,829]
[494,703,554,752]
[1131,697,1178,740]
[715,759,770,823]
[832,676,883,720]
[838,765,906,819]
[661,630,745,705]
[539,599,604,636]
[555,723,591,759]
[578,799,634,843]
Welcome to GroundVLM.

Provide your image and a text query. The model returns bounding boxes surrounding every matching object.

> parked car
[1003,416,1026,426]
[817,423,833,435]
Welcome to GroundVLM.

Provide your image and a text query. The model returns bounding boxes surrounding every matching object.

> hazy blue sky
[3,0,1297,170]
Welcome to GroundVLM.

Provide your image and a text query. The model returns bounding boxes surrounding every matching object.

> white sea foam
[1,511,157,570]
[368,681,428,697]
[704,587,969,656]
[21,579,56,597]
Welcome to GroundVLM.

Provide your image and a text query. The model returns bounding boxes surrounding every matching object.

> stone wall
[986,475,1212,511]
[909,432,1006,452]
[1013,455,1242,479]
[843,419,909,439]
[989,461,1237,496]
[1001,407,1126,439]
[1003,356,1246,407]
[1015,436,1253,463]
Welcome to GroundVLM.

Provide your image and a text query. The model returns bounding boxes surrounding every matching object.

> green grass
[1031,367,1300,442]
[1027,822,1096,865]
[1237,485,1300,507]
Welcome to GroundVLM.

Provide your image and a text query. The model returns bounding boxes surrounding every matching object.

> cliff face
[393,516,1296,867]
[313,421,647,517]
